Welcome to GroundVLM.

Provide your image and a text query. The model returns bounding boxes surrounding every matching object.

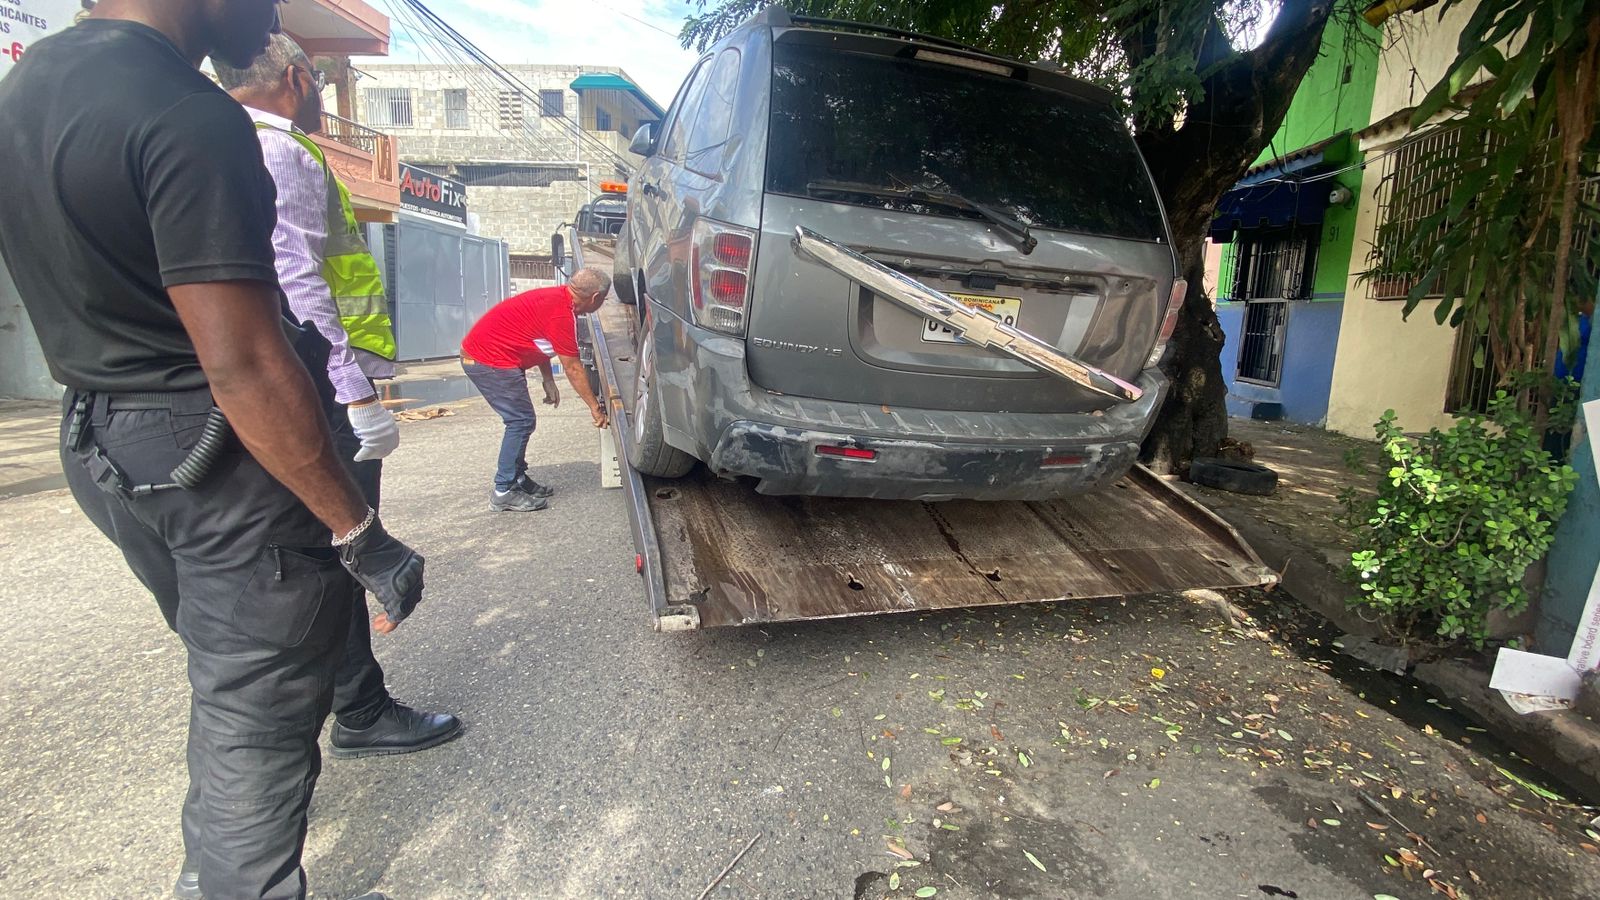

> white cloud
[369,0,701,110]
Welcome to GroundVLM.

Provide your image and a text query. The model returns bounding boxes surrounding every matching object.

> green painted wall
[1218,18,1380,302]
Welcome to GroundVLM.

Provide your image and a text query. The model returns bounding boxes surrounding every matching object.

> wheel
[1189,457,1278,496]
[627,312,696,478]
[613,266,637,305]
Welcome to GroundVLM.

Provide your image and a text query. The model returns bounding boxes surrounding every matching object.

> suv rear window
[767,42,1166,242]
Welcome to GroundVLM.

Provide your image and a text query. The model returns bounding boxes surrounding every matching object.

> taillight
[1145,278,1188,369]
[691,219,756,335]
[1041,454,1087,468]
[816,445,877,461]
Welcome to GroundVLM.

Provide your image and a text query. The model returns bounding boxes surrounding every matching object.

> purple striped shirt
[247,108,394,404]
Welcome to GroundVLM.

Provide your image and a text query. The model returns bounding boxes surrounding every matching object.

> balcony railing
[321,112,395,182]
[310,112,399,217]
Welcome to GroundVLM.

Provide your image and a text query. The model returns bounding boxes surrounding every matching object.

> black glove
[337,516,425,625]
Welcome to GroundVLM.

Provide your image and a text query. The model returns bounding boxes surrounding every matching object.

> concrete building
[347,64,662,287]
[1209,16,1381,427]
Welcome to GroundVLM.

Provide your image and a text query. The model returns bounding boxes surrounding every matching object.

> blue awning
[1209,132,1352,242]
[569,72,665,118]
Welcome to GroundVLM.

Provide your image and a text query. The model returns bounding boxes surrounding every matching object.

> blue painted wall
[1216,300,1345,426]
[1537,305,1600,656]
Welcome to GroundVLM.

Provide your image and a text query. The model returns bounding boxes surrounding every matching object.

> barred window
[540,89,565,117]
[363,88,413,128]
[444,89,469,129]
[1367,126,1472,300]
[498,91,525,130]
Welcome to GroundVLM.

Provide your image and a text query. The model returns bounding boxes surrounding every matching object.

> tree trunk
[1141,246,1230,475]
[1133,0,1336,474]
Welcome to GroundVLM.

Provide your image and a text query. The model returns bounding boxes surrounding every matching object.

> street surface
[2,399,1598,899]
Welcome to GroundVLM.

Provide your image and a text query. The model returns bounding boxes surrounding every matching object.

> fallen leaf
[886,838,914,860]
[831,707,843,718]
[1581,843,1600,856]
[936,802,955,812]
[889,872,901,891]
[1147,778,1161,789]
[883,758,892,772]
[941,737,962,746]
[874,714,887,721]
[916,889,939,898]
[1024,850,1047,872]
[991,725,1005,741]
[941,823,960,831]
[1475,812,1487,825]
[1375,895,1400,900]
[1367,822,1389,831]
[1323,818,1342,826]
[900,784,913,800]
[1277,730,1294,742]
[1151,667,1166,680]
[1018,750,1032,768]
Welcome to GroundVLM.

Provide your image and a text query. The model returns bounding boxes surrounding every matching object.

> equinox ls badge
[752,336,844,356]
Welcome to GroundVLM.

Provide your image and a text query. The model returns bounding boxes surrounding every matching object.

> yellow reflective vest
[256,123,398,361]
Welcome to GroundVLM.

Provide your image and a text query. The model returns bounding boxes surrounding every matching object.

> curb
[1182,483,1600,804]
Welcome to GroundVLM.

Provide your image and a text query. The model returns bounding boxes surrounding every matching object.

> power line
[389,0,639,177]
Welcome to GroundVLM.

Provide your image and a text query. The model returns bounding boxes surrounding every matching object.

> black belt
[69,387,232,495]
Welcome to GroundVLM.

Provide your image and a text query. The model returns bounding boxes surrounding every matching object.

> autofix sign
[399,163,467,227]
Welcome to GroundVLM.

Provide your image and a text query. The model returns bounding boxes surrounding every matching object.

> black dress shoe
[330,700,462,759]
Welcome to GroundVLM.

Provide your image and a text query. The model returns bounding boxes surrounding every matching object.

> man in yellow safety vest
[215,34,459,810]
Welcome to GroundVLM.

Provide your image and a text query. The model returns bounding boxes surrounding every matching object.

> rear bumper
[657,313,1168,501]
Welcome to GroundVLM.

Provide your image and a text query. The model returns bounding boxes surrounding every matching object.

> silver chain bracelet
[331,506,376,548]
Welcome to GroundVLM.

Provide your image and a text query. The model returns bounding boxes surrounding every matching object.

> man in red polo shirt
[461,267,610,511]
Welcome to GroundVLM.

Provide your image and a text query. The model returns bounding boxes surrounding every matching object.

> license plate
[922,293,1023,344]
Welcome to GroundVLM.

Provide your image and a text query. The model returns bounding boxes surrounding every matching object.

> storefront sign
[398,163,467,227]
[0,0,80,73]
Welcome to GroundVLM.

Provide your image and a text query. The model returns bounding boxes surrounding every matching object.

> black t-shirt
[0,19,280,393]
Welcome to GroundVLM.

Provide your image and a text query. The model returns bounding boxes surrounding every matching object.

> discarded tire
[1189,457,1278,496]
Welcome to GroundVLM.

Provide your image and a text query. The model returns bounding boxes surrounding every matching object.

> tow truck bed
[572,234,1275,631]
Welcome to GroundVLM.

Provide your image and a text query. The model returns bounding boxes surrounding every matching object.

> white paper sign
[1491,647,1582,700]
[0,0,79,74]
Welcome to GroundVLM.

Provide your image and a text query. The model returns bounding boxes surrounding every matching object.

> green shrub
[1345,390,1577,648]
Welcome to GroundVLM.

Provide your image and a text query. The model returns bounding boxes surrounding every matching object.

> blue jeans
[463,362,536,492]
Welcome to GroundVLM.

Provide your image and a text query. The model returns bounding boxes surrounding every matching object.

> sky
[369,0,704,111]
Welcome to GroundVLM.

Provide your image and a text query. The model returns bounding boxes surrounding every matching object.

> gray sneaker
[514,472,556,498]
[490,488,549,512]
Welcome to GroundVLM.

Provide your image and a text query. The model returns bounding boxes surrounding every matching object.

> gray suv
[613,9,1184,501]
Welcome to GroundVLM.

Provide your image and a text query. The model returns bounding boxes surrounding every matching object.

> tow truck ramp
[564,231,1276,631]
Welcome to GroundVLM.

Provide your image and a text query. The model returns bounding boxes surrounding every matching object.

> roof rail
[785,15,988,55]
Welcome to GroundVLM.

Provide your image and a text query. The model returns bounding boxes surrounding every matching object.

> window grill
[1227,228,1316,386]
[540,89,565,118]
[444,89,469,129]
[498,90,524,130]
[1367,125,1476,300]
[1446,319,1501,414]
[363,88,413,128]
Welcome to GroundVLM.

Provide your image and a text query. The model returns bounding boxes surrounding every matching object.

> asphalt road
[2,400,1597,899]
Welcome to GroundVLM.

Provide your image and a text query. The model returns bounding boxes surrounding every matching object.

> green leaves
[1346,394,1577,648]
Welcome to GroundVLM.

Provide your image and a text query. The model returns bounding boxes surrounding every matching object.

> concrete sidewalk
[1184,418,1600,802]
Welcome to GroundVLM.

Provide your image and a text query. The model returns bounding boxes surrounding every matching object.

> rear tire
[628,312,695,478]
[613,266,637,305]
[1189,457,1278,496]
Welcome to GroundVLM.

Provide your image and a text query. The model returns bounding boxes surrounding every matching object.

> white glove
[348,401,400,462]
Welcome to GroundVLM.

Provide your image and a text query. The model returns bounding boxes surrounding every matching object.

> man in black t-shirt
[0,2,426,898]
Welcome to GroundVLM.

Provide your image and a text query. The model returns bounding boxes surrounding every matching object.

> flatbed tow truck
[558,228,1277,632]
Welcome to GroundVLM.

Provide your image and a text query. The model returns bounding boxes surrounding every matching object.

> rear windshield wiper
[806,180,1038,254]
